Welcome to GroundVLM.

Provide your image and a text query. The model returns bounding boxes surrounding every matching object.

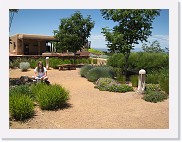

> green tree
[9,9,19,32]
[53,11,95,54]
[101,9,160,76]
[142,40,165,53]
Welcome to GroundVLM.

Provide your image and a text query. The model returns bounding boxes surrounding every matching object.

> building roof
[12,34,58,41]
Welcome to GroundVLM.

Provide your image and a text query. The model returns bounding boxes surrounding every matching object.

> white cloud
[88,34,105,41]
[89,34,169,50]
[148,35,169,44]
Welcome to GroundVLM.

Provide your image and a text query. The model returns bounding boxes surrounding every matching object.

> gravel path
[9,68,169,129]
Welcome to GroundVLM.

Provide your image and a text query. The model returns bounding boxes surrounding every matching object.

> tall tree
[101,9,160,76]
[9,9,19,32]
[141,40,165,53]
[53,11,95,54]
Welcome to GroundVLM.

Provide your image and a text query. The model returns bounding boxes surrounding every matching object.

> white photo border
[0,0,179,139]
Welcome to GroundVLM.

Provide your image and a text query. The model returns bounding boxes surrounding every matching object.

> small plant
[142,90,168,103]
[95,78,133,93]
[146,72,159,84]
[34,84,69,110]
[113,68,126,84]
[95,78,118,91]
[86,66,114,82]
[80,65,93,77]
[9,93,34,121]
[159,70,169,94]
[143,84,168,103]
[145,84,161,92]
[19,62,30,71]
[30,83,47,96]
[9,85,33,98]
[130,75,138,87]
[108,84,134,93]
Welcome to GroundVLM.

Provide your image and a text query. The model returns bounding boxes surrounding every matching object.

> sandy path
[9,68,169,129]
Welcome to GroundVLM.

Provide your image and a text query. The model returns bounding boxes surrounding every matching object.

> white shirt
[34,67,47,78]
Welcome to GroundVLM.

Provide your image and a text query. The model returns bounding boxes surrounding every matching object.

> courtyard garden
[9,9,169,129]
[9,51,169,129]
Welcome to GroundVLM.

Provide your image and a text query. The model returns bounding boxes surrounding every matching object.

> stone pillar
[46,57,49,70]
[137,69,146,94]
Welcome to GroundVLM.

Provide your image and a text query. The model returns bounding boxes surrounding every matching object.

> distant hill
[92,47,143,52]
[92,47,167,53]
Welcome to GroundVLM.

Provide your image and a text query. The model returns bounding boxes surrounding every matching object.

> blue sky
[9,9,169,51]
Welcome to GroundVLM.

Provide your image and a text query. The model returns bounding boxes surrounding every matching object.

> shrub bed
[95,78,133,93]
[80,65,93,77]
[31,83,69,110]
[9,84,33,98]
[9,93,34,121]
[86,66,114,82]
[107,52,169,73]
[143,84,168,103]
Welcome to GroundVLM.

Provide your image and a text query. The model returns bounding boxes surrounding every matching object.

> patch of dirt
[9,68,169,129]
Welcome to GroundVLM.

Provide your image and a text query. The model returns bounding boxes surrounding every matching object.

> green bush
[29,59,37,68]
[159,71,169,94]
[142,90,168,103]
[130,75,138,87]
[143,84,168,103]
[108,52,169,73]
[107,53,125,68]
[113,68,126,84]
[19,62,30,71]
[30,83,47,97]
[33,84,69,110]
[62,59,71,64]
[95,78,118,91]
[145,84,161,92]
[80,65,93,77]
[108,84,134,92]
[88,48,104,55]
[80,58,90,64]
[146,72,159,84]
[9,94,34,121]
[9,85,33,98]
[86,66,114,82]
[95,78,133,93]
[49,58,63,69]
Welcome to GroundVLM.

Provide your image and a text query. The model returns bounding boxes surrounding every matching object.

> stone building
[9,34,58,55]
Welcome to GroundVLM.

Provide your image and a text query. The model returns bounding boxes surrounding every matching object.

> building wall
[17,38,23,55]
[10,35,47,55]
[22,39,46,55]
[9,35,18,55]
